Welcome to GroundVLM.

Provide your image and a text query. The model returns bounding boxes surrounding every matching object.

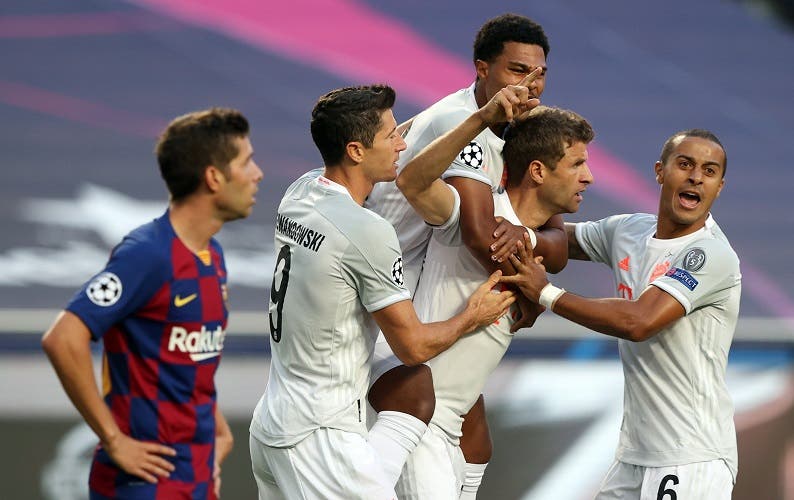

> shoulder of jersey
[112,217,173,267]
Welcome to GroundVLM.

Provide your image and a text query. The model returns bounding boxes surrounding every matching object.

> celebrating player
[248,84,514,499]
[502,129,740,499]
[364,15,568,495]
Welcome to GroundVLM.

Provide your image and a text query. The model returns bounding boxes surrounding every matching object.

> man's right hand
[104,433,177,483]
[476,68,542,125]
[466,270,516,328]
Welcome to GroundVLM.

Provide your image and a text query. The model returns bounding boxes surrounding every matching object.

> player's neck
[322,166,373,206]
[168,200,221,253]
[506,186,549,229]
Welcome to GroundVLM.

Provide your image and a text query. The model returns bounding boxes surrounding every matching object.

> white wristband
[525,227,538,249]
[538,283,565,309]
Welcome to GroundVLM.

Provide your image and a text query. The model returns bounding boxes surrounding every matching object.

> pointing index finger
[518,67,543,88]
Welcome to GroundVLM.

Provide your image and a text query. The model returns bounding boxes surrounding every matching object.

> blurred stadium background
[2,0,793,498]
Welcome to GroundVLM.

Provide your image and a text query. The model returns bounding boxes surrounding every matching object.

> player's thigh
[397,426,462,500]
[370,333,403,385]
[640,460,733,500]
[249,434,288,500]
[595,460,643,500]
[295,428,395,500]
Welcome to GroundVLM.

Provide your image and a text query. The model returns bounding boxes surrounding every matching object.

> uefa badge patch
[391,257,405,287]
[459,141,484,169]
[86,272,123,306]
[683,248,706,272]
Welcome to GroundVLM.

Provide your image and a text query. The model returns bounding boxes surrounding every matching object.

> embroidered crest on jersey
[459,141,484,169]
[86,272,122,306]
[391,256,405,287]
[683,248,706,272]
[618,256,630,271]
[665,267,699,291]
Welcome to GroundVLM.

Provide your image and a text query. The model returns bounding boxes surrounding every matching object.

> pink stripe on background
[0,79,167,138]
[0,12,179,38]
[587,143,658,213]
[128,0,474,105]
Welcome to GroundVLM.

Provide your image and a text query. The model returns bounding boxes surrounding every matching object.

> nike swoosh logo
[174,293,198,307]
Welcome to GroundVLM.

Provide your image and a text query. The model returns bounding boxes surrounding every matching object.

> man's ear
[475,59,489,82]
[528,159,546,184]
[346,141,365,164]
[205,165,224,193]
[654,161,664,184]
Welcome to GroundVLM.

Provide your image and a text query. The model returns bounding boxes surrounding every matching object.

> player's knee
[368,364,435,423]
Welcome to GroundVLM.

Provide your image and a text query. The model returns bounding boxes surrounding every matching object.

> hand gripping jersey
[412,185,518,444]
[251,170,411,448]
[66,211,228,498]
[365,83,504,295]
[575,213,741,480]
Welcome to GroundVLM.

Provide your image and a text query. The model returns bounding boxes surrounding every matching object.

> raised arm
[372,271,514,365]
[397,69,541,226]
[41,311,177,482]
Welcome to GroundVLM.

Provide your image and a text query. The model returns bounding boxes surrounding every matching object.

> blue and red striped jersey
[66,211,227,498]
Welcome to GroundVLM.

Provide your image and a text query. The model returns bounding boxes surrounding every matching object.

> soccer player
[248,85,515,500]
[364,13,567,494]
[502,129,740,499]
[41,108,263,499]
[395,80,594,497]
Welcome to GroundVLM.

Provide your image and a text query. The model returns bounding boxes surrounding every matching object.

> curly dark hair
[473,13,550,63]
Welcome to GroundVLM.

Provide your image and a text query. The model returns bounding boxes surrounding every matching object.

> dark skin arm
[451,176,568,273]
[564,222,591,261]
[500,239,686,342]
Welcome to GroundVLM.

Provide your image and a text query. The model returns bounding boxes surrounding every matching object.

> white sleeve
[575,214,632,265]
[428,184,463,247]
[341,219,412,312]
[651,239,741,314]
[417,109,492,187]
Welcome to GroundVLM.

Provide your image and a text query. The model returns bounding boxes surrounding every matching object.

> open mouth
[679,191,701,209]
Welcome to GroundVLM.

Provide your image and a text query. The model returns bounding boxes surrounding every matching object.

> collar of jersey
[316,175,354,199]
[647,214,715,248]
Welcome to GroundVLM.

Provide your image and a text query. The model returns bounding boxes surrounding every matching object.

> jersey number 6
[269,245,292,342]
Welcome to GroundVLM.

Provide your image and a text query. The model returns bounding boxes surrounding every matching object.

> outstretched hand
[476,68,542,126]
[499,234,549,302]
[468,270,516,327]
[104,433,177,483]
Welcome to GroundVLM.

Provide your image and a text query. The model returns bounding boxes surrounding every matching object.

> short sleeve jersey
[575,213,741,479]
[251,170,411,447]
[413,185,518,444]
[66,211,228,495]
[365,83,505,295]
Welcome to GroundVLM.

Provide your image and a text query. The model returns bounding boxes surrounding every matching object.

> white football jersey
[251,169,411,447]
[575,213,741,479]
[365,83,505,295]
[412,184,518,444]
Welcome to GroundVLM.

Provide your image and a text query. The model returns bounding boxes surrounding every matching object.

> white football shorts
[249,429,396,500]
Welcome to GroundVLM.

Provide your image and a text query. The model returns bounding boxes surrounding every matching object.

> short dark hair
[502,106,594,187]
[473,13,550,63]
[659,129,727,174]
[155,108,249,201]
[310,84,396,166]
